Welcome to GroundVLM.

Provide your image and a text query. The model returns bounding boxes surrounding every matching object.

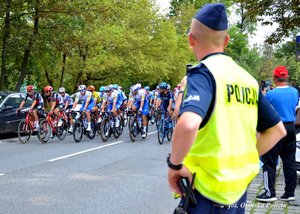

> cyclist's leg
[85,100,94,131]
[67,104,74,132]
[32,106,40,130]
[141,100,149,137]
[114,102,122,127]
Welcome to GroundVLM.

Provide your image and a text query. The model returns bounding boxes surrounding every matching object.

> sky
[156,0,170,13]
[154,0,279,47]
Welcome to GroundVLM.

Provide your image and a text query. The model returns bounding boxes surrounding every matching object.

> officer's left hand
[168,165,193,197]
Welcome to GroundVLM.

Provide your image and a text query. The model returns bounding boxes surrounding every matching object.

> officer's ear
[188,33,196,48]
[224,34,230,48]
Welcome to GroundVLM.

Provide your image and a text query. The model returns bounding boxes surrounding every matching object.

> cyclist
[16,85,44,131]
[155,82,174,129]
[127,85,136,110]
[130,83,149,138]
[113,85,127,111]
[72,85,94,131]
[87,85,101,115]
[44,86,64,118]
[101,86,122,130]
[99,86,105,109]
[58,87,74,133]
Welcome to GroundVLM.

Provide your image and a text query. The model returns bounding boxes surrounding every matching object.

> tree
[236,0,300,44]
[0,0,12,90]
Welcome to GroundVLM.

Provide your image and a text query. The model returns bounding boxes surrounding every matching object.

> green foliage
[236,0,300,44]
[1,0,298,93]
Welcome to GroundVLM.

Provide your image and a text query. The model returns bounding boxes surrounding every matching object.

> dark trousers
[261,122,297,196]
[184,190,247,214]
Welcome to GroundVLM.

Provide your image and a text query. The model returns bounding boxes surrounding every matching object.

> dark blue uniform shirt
[179,53,281,131]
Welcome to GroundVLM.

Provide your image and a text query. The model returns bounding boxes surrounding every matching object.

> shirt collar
[200,52,225,61]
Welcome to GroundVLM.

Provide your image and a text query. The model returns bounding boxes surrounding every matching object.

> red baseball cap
[273,66,288,78]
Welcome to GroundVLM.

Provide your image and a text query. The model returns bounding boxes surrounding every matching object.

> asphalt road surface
[0,125,179,214]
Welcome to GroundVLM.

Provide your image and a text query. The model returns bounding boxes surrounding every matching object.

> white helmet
[78,85,86,91]
[59,87,66,93]
[130,84,141,93]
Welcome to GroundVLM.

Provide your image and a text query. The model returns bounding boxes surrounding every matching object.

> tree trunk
[60,53,67,87]
[44,69,53,87]
[1,0,12,90]
[73,45,88,93]
[73,71,83,93]
[15,0,40,91]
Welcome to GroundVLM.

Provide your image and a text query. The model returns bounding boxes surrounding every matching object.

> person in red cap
[167,3,287,213]
[256,66,298,202]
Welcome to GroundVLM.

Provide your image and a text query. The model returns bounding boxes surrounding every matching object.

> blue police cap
[194,3,228,31]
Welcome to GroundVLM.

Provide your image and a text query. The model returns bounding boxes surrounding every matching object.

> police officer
[167,3,287,213]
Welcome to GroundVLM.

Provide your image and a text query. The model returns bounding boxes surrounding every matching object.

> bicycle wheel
[100,118,110,142]
[73,120,83,142]
[155,112,160,129]
[113,122,120,139]
[56,118,68,141]
[17,119,31,144]
[87,120,97,139]
[116,118,124,136]
[123,113,128,127]
[129,116,138,142]
[157,119,165,144]
[38,119,51,144]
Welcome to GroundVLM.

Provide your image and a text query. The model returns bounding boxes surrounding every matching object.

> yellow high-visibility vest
[184,54,260,205]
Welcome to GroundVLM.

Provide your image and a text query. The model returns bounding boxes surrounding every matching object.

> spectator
[256,66,298,202]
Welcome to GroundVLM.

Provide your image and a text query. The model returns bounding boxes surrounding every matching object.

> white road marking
[0,174,4,176]
[148,131,158,135]
[48,141,124,162]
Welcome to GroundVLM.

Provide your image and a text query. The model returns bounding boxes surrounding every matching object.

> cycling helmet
[26,85,34,92]
[105,86,112,92]
[159,82,168,90]
[129,85,135,92]
[144,86,150,91]
[99,86,105,92]
[130,84,141,93]
[112,84,118,90]
[167,84,170,90]
[78,85,86,91]
[44,86,53,93]
[87,85,95,91]
[58,87,66,93]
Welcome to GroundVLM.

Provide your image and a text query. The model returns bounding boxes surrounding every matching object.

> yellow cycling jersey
[92,91,101,103]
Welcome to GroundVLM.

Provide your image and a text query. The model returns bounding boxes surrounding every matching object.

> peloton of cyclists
[16,85,44,131]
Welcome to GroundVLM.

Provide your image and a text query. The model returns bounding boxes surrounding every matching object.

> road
[0,125,179,214]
